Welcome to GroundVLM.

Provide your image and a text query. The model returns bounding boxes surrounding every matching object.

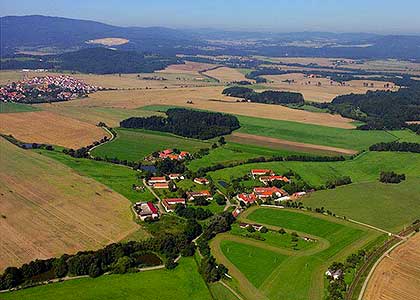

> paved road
[143,178,166,214]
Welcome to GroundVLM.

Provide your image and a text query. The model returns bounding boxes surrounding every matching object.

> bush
[379,171,406,184]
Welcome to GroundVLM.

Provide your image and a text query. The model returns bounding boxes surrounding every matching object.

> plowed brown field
[364,233,420,300]
[0,138,139,271]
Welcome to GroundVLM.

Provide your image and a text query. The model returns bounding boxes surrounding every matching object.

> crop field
[236,115,397,151]
[211,207,380,300]
[1,257,212,300]
[91,128,210,161]
[0,70,24,85]
[0,138,139,271]
[304,178,420,233]
[86,37,129,46]
[159,61,218,75]
[364,233,420,300]
[203,66,253,83]
[35,148,153,204]
[0,102,41,113]
[262,73,397,102]
[0,111,110,149]
[53,87,354,128]
[209,151,420,187]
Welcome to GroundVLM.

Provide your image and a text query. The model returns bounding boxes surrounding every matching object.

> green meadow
[0,102,41,113]
[35,148,152,203]
[1,258,212,300]
[214,208,379,300]
[209,151,420,187]
[236,115,397,151]
[304,178,420,233]
[91,128,210,162]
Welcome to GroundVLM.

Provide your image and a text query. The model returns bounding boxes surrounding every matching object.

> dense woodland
[120,108,240,139]
[1,48,178,74]
[222,86,304,105]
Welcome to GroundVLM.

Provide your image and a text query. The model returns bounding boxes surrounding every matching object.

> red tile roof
[147,202,158,214]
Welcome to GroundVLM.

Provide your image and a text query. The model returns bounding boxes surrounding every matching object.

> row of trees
[120,108,240,140]
[222,86,304,105]
[369,141,420,153]
[0,221,203,290]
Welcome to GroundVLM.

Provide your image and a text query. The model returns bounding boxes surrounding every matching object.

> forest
[120,108,240,139]
[1,48,178,74]
[222,86,304,105]
[369,141,420,153]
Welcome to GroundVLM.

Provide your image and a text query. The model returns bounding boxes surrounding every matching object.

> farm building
[251,169,273,178]
[187,190,213,201]
[232,207,242,218]
[194,177,210,185]
[169,173,184,180]
[253,187,286,199]
[148,177,167,184]
[158,149,190,161]
[153,182,170,189]
[259,175,290,185]
[325,269,343,280]
[236,193,257,204]
[133,202,159,221]
[162,198,186,212]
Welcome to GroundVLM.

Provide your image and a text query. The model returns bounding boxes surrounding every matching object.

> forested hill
[120,108,240,139]
[223,87,304,105]
[0,48,179,74]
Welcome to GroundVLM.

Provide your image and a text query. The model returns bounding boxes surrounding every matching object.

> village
[0,75,102,103]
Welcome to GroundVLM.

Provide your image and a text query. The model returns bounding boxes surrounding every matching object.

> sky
[2,0,420,34]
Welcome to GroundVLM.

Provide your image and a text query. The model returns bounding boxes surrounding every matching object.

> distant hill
[1,48,179,74]
[1,15,420,60]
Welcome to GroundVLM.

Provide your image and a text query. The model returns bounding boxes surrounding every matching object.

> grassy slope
[220,240,288,288]
[1,258,212,300]
[236,115,397,151]
[218,208,378,300]
[304,178,420,232]
[91,128,210,162]
[0,102,41,113]
[209,282,240,300]
[209,151,420,187]
[35,149,153,203]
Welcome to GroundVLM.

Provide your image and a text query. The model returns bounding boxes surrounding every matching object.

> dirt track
[363,233,420,300]
[229,132,358,155]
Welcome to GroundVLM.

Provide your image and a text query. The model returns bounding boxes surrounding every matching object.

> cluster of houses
[0,75,101,102]
[236,169,291,205]
[158,149,190,161]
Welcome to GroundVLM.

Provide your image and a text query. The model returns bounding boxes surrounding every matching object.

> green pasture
[0,102,41,113]
[1,258,212,300]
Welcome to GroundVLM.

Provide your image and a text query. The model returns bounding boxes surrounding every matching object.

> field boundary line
[357,234,412,300]
[219,280,245,300]
[347,218,395,237]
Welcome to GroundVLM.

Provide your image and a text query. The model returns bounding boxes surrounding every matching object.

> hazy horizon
[1,0,420,35]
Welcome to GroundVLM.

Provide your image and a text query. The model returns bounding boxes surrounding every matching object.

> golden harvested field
[86,37,129,46]
[228,132,358,155]
[0,138,139,271]
[0,111,110,148]
[41,87,355,128]
[158,61,218,75]
[364,233,420,300]
[0,70,24,85]
[202,66,253,83]
[263,73,398,102]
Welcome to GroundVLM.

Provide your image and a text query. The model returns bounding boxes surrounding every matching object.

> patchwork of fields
[211,207,381,300]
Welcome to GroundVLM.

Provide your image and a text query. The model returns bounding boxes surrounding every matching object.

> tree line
[222,86,304,105]
[369,141,420,153]
[379,171,406,184]
[120,108,240,140]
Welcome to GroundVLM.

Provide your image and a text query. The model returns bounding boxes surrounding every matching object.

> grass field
[211,208,380,300]
[237,115,397,151]
[91,128,211,162]
[209,151,420,187]
[0,102,41,113]
[0,138,139,271]
[1,258,212,300]
[209,282,240,300]
[304,178,420,233]
[35,148,153,203]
